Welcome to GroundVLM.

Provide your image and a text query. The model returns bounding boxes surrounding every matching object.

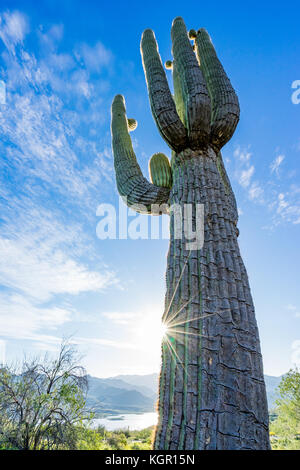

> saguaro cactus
[111,17,270,450]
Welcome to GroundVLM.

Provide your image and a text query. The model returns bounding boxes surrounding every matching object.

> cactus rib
[171,17,211,147]
[141,29,188,152]
[195,28,240,150]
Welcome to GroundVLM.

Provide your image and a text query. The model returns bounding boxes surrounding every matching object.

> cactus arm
[141,30,188,153]
[111,95,170,214]
[149,153,172,189]
[171,17,211,148]
[194,29,240,150]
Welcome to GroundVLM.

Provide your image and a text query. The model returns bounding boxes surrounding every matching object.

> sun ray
[168,311,218,329]
[168,328,211,341]
[164,293,197,326]
[162,250,191,323]
[164,327,196,380]
[164,333,188,375]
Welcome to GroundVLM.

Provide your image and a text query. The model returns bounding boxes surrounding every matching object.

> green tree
[75,427,108,450]
[270,368,300,450]
[0,341,93,450]
[106,431,128,450]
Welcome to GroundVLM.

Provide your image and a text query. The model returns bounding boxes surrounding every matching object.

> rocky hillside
[87,373,282,415]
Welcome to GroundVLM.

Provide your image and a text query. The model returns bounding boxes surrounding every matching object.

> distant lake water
[92,412,158,431]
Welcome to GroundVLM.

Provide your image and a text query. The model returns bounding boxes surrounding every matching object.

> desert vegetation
[0,340,298,450]
[269,368,300,450]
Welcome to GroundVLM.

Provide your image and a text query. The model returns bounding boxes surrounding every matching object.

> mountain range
[86,373,282,416]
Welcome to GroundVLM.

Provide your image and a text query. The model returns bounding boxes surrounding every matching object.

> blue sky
[0,0,299,378]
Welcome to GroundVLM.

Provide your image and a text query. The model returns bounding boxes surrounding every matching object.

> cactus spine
[111,17,270,450]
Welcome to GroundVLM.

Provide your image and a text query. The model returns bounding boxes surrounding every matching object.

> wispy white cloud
[0,10,119,355]
[32,341,61,353]
[0,10,113,211]
[102,312,137,325]
[286,304,300,318]
[0,286,138,353]
[233,146,251,162]
[75,41,113,72]
[38,23,64,51]
[0,293,72,339]
[239,165,255,188]
[291,340,300,366]
[233,146,264,203]
[0,339,5,364]
[248,181,264,202]
[275,192,300,225]
[0,194,117,300]
[0,11,114,232]
[0,236,114,301]
[74,336,136,350]
[232,146,300,224]
[0,10,29,51]
[0,301,136,352]
[270,154,285,175]
[0,297,135,350]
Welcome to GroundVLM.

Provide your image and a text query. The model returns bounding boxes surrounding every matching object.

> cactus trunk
[154,148,270,450]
